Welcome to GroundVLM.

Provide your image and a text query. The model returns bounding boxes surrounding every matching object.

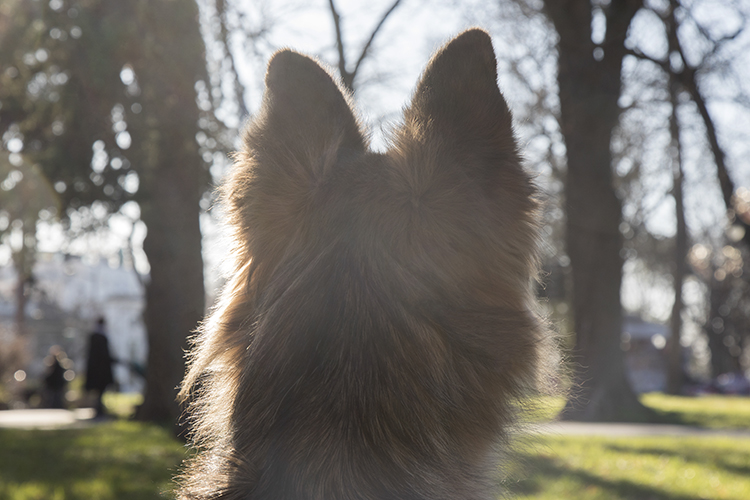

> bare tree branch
[624,47,669,71]
[351,0,402,79]
[327,0,403,93]
[682,4,745,62]
[604,0,643,50]
[216,0,250,119]
[667,0,750,246]
[626,1,750,247]
[327,0,351,89]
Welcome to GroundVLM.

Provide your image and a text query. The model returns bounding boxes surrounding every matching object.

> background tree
[120,0,209,426]
[327,0,403,93]
[537,0,653,421]
[666,57,688,395]
[624,0,750,386]
[0,0,209,425]
[497,0,750,411]
[0,159,57,337]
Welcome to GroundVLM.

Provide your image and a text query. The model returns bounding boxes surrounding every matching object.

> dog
[178,28,550,500]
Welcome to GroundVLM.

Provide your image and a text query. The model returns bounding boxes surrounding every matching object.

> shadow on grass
[0,421,186,500]
[507,454,710,500]
[604,442,750,477]
[651,409,700,426]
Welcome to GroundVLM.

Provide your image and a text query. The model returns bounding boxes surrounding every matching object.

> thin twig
[216,0,250,119]
[327,0,350,88]
[352,0,402,78]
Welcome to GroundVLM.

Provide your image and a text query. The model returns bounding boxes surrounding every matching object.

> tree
[0,0,209,425]
[502,0,750,412]
[625,0,750,383]
[538,0,654,421]
[121,0,208,426]
[0,160,57,336]
[666,58,688,394]
[327,0,403,93]
[664,0,750,380]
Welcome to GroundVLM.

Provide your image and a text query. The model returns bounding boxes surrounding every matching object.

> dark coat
[44,359,66,391]
[85,332,114,392]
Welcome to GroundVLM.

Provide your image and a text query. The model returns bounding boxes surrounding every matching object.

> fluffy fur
[178,28,550,500]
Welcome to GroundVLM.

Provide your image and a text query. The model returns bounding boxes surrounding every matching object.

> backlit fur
[178,29,552,500]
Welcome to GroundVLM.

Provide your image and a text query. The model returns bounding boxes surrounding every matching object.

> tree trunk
[12,223,35,337]
[706,278,741,376]
[13,249,27,337]
[137,157,205,427]
[543,0,654,421]
[130,0,208,428]
[665,16,687,394]
[666,96,687,394]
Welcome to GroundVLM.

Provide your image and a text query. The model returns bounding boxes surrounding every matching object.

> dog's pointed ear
[250,49,366,165]
[400,29,517,166]
[224,51,366,282]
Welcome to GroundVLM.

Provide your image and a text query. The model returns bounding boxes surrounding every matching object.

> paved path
[536,421,750,438]
[0,408,97,430]
[2,409,750,438]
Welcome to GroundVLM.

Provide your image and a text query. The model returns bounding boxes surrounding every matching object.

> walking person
[42,345,68,409]
[85,317,114,418]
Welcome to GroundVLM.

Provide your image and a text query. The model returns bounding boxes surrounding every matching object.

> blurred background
[1,0,749,426]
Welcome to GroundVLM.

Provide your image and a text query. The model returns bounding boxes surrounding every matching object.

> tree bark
[666,80,687,395]
[706,277,742,376]
[665,6,687,395]
[13,242,28,337]
[128,0,208,427]
[138,157,205,427]
[543,0,654,421]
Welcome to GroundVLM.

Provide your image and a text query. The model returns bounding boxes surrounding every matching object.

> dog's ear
[249,50,366,168]
[399,29,518,171]
[224,51,366,280]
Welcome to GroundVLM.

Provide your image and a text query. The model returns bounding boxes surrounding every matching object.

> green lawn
[642,393,750,430]
[101,392,146,420]
[0,394,748,499]
[530,393,750,430]
[508,435,750,500]
[0,421,185,500]
[508,393,750,499]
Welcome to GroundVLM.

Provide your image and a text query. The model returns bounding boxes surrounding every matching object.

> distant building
[0,252,147,395]
[621,315,670,393]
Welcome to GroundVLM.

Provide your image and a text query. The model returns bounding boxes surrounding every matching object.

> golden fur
[178,29,551,500]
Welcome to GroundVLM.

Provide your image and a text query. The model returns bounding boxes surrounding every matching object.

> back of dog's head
[179,29,548,500]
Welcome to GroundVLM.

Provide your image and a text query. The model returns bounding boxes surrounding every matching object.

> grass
[508,435,750,500]
[0,421,186,500]
[642,393,750,430]
[101,392,145,420]
[507,394,750,499]
[0,393,749,499]
[526,393,750,430]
